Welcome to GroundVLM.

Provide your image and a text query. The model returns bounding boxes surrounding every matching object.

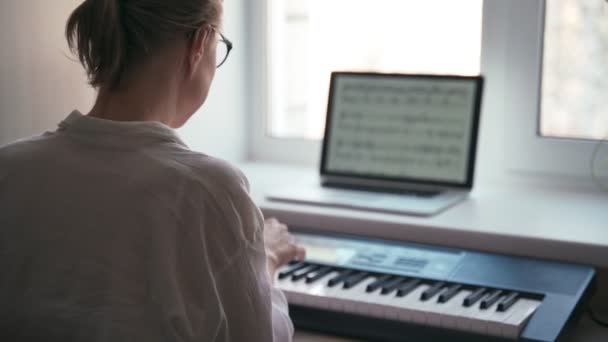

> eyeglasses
[210,26,233,68]
[187,25,233,68]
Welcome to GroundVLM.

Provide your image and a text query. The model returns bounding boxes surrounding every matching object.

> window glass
[268,0,483,139]
[541,0,608,140]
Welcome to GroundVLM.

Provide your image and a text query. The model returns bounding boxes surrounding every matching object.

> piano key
[366,274,393,293]
[438,284,462,303]
[327,269,356,287]
[420,281,446,301]
[403,284,434,324]
[292,264,320,281]
[436,290,474,329]
[480,290,503,309]
[497,292,520,312]
[501,298,542,339]
[396,279,421,297]
[391,284,430,323]
[380,277,407,295]
[305,271,344,311]
[343,272,370,289]
[333,277,379,314]
[484,300,523,337]
[278,262,308,279]
[471,295,538,337]
[470,296,504,334]
[463,287,487,307]
[305,266,334,283]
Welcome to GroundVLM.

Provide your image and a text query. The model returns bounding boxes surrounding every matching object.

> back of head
[66,0,222,90]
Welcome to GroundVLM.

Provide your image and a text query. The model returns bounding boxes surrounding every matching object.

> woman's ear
[186,27,211,78]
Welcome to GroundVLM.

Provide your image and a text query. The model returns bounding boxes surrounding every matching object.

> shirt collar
[58,110,188,147]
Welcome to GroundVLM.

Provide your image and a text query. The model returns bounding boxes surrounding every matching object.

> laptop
[266,72,484,217]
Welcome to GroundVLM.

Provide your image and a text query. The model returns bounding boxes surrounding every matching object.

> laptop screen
[321,72,483,189]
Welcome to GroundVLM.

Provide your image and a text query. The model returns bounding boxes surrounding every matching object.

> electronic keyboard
[275,230,596,342]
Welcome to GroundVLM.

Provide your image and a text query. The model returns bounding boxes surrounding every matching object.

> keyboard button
[306,271,344,311]
[380,277,407,295]
[471,296,503,335]
[392,284,429,324]
[497,292,520,312]
[292,264,320,281]
[438,284,462,303]
[480,290,503,309]
[278,262,308,279]
[366,274,393,293]
[343,272,370,289]
[327,269,356,287]
[463,287,487,307]
[421,281,446,301]
[436,290,473,329]
[396,279,421,297]
[333,277,378,314]
[501,298,542,339]
[305,266,333,283]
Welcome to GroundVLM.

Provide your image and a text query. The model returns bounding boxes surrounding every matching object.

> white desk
[239,162,608,342]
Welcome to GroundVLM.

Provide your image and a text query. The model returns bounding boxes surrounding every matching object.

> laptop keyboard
[322,182,441,198]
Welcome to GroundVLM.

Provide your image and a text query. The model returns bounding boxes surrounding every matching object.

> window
[268,0,483,140]
[541,0,608,141]
[251,0,606,178]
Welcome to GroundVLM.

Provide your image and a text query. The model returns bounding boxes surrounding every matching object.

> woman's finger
[295,245,306,261]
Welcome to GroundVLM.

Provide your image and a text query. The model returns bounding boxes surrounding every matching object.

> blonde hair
[66,0,222,89]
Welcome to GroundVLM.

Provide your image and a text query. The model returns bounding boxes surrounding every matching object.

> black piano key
[292,265,320,281]
[381,277,407,295]
[396,279,421,297]
[463,287,487,307]
[366,274,393,293]
[278,262,308,280]
[497,292,520,312]
[421,281,446,301]
[480,290,503,309]
[305,266,333,284]
[438,284,462,303]
[288,260,299,266]
[327,269,356,287]
[343,272,370,289]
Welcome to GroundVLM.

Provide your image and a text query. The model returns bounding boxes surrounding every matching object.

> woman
[0,0,305,341]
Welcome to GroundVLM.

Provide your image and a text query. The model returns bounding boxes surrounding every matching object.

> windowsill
[239,161,608,269]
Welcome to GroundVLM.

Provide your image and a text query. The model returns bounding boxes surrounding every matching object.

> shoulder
[0,133,57,164]
[158,149,250,195]
[161,150,264,246]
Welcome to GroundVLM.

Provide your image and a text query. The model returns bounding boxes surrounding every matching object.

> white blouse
[0,111,293,342]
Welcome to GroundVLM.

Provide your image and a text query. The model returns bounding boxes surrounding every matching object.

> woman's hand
[264,217,306,279]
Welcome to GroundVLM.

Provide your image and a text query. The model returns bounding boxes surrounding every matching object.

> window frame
[249,0,600,179]
[499,0,599,177]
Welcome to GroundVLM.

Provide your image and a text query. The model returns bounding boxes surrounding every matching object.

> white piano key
[470,298,503,335]
[501,298,541,339]
[391,284,430,324]
[336,277,378,315]
[437,290,473,330]
[365,286,401,320]
[455,296,487,333]
[484,298,523,337]
[298,271,343,311]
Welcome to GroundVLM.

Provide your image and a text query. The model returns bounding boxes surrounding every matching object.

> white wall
[178,0,249,162]
[0,0,248,163]
[0,0,96,145]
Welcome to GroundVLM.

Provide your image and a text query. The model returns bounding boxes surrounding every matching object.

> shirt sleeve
[198,162,294,342]
[213,244,294,342]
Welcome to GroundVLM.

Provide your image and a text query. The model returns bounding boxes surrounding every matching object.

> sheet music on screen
[325,74,478,184]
